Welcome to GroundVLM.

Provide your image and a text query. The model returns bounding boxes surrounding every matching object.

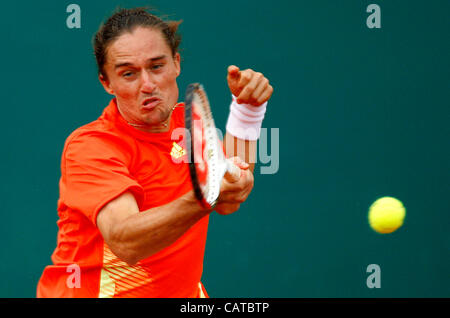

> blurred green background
[0,0,449,298]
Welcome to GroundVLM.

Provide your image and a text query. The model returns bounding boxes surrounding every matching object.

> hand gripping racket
[185,83,241,210]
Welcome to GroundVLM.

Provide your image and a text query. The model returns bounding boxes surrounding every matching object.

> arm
[223,65,273,172]
[97,190,208,265]
[97,162,253,265]
[224,134,257,172]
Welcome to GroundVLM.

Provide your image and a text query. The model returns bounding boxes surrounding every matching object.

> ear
[173,53,181,77]
[99,73,115,95]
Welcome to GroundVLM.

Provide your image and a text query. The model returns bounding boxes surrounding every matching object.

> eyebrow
[114,55,167,69]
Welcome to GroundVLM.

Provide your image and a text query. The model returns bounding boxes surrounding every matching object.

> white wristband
[225,95,267,141]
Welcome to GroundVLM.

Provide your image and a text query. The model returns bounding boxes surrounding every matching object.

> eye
[122,71,134,78]
[151,64,164,71]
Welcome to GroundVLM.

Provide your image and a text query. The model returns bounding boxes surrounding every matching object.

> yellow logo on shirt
[170,142,186,159]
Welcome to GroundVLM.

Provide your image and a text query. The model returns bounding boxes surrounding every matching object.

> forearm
[223,93,268,173]
[108,191,209,265]
[224,132,256,173]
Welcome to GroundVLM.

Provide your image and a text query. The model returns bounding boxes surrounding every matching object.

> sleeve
[60,131,144,226]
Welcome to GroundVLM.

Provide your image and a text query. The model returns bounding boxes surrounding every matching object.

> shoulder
[62,120,135,163]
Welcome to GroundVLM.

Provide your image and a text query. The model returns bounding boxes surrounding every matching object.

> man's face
[100,27,181,130]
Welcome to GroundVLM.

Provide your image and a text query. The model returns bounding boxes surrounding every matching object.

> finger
[227,65,240,78]
[224,168,240,183]
[237,72,263,104]
[255,85,273,105]
[235,70,253,94]
[225,157,241,182]
[220,177,246,195]
[218,181,251,203]
[218,193,247,204]
[220,186,252,205]
[229,156,249,170]
[220,169,253,196]
[236,161,249,170]
[218,174,248,197]
[227,66,243,97]
[215,203,241,215]
[250,77,270,106]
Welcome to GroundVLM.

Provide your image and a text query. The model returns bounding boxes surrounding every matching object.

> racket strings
[186,83,227,209]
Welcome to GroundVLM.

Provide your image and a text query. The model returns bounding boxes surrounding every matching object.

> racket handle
[224,160,241,182]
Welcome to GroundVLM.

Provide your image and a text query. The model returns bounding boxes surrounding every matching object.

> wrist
[183,190,213,215]
[225,95,267,140]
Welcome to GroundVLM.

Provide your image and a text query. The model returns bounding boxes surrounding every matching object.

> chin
[143,108,171,126]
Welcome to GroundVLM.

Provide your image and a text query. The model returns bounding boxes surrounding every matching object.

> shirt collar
[103,98,185,142]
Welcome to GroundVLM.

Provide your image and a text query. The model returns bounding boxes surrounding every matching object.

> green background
[0,0,449,298]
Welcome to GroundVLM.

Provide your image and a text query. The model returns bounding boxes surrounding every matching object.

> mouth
[141,97,162,110]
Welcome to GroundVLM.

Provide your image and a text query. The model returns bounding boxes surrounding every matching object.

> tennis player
[37,7,273,298]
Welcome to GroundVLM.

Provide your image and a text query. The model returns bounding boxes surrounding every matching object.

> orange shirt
[37,99,209,298]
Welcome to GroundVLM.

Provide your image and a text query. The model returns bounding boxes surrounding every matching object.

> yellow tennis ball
[368,197,406,234]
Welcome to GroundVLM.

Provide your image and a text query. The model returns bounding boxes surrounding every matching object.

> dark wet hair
[93,7,182,77]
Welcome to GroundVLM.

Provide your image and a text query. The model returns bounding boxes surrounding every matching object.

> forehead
[106,27,171,64]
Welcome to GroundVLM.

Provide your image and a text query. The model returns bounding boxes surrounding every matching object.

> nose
[140,70,157,93]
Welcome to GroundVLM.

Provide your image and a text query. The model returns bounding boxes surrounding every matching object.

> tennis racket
[185,83,241,210]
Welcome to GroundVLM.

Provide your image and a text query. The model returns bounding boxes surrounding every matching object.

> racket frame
[185,83,226,209]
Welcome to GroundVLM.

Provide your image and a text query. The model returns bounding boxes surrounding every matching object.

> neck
[117,103,180,133]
